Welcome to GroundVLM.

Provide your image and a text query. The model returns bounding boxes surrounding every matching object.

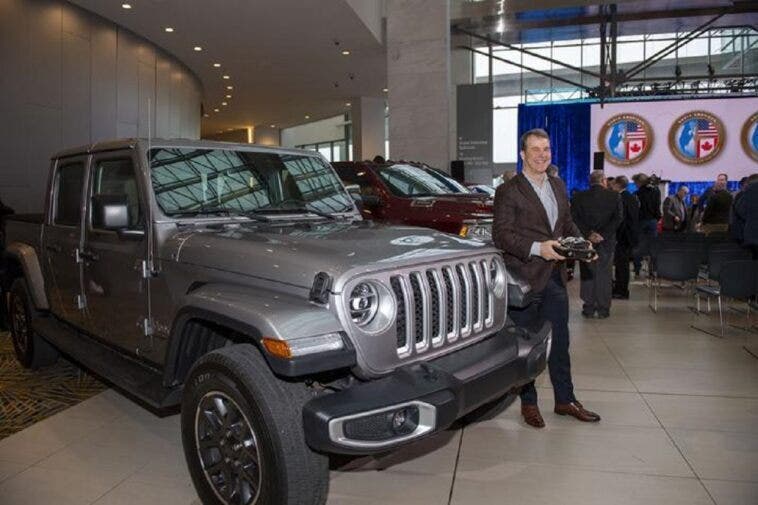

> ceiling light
[213,63,221,68]
[222,75,230,80]
[222,102,227,106]
[227,85,233,90]
[121,3,132,9]
[345,102,351,107]
[203,113,209,117]
[305,115,310,119]
[269,124,276,128]
[225,94,232,98]
[214,108,219,112]
[194,46,202,52]
[382,88,388,92]
[164,27,174,33]
[227,128,233,131]
[341,50,351,56]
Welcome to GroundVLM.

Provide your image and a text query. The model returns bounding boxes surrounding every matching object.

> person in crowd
[494,128,600,428]
[547,164,559,178]
[687,194,702,231]
[571,171,622,318]
[699,173,728,210]
[372,155,385,163]
[732,174,758,250]
[632,173,661,276]
[701,175,733,234]
[662,186,688,232]
[611,176,639,300]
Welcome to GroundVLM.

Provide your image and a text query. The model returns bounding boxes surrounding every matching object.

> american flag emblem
[670,112,724,164]
[601,113,652,166]
[625,121,648,160]
[695,118,719,158]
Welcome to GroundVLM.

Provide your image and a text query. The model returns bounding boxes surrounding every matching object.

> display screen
[149,148,353,217]
[376,164,470,197]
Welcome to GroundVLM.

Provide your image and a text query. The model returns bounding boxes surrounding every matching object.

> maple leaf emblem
[630,144,641,153]
[702,141,713,151]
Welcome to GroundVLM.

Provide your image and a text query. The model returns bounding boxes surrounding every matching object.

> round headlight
[489,258,506,298]
[349,282,379,326]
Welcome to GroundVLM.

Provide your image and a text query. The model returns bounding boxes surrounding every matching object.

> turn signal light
[459,224,469,237]
[262,338,291,359]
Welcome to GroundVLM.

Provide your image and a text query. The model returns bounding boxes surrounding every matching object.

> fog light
[343,405,420,441]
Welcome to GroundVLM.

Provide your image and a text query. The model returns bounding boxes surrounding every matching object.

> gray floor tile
[0,465,123,505]
[624,366,758,397]
[0,460,26,483]
[328,469,453,504]
[452,461,713,505]
[92,476,199,505]
[668,429,758,482]
[644,394,758,433]
[703,479,758,505]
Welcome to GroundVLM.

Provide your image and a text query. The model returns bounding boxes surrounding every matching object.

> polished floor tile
[644,394,758,433]
[702,479,758,505]
[667,429,758,482]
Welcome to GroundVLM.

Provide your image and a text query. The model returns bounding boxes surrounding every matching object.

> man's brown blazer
[493,173,580,293]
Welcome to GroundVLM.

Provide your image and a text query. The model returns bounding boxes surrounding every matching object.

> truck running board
[32,316,182,414]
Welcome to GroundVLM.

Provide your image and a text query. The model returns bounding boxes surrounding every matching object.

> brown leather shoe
[554,402,601,422]
[521,404,545,428]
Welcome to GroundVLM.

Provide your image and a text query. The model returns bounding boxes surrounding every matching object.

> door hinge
[141,260,158,279]
[76,294,86,309]
[142,318,154,337]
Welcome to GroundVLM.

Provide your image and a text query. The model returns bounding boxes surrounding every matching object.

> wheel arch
[4,243,49,310]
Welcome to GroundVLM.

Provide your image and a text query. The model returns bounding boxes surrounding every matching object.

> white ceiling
[70,0,387,135]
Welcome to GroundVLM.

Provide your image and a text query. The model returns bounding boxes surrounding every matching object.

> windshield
[376,164,470,197]
[149,148,353,216]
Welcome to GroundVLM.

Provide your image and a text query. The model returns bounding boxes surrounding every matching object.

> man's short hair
[589,170,606,185]
[520,128,550,152]
[632,173,649,185]
[678,185,689,194]
[614,175,629,188]
[718,173,728,181]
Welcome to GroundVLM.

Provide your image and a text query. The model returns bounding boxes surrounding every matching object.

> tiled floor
[1,280,757,504]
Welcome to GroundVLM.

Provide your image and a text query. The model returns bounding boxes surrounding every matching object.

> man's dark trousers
[509,269,575,405]
[634,219,658,274]
[580,239,615,315]
[613,243,632,297]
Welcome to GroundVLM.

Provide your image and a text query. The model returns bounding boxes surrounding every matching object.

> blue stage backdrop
[517,102,591,196]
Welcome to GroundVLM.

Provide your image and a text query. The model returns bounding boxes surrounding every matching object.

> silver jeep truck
[3,139,550,505]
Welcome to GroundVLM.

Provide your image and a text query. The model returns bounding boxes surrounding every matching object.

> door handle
[79,250,100,262]
[45,244,62,253]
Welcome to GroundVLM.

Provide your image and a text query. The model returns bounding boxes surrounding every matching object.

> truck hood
[408,194,493,218]
[161,219,492,290]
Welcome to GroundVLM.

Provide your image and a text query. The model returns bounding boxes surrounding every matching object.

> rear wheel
[7,278,58,369]
[182,345,328,505]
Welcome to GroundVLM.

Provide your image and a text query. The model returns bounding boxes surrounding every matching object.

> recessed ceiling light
[341,50,351,56]
[222,102,227,106]
[382,88,388,92]
[227,128,233,131]
[305,115,310,119]
[203,113,209,117]
[194,46,202,52]
[345,102,351,107]
[222,75,230,80]
[121,3,132,9]
[227,85,233,90]
[269,124,276,128]
[164,27,174,33]
[213,63,221,68]
[213,108,219,112]
[225,94,232,99]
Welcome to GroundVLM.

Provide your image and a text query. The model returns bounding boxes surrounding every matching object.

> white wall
[0,0,202,213]
[280,115,348,147]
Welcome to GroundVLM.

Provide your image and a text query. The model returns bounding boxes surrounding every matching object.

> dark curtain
[517,102,591,197]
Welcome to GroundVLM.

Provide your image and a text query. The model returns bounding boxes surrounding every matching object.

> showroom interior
[0,0,757,504]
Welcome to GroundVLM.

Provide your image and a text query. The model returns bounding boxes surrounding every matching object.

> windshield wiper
[169,204,269,221]
[256,200,347,221]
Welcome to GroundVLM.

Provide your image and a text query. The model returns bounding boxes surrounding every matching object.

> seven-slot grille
[391,259,495,359]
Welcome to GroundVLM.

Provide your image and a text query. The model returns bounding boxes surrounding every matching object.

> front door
[81,151,150,356]
[43,157,87,328]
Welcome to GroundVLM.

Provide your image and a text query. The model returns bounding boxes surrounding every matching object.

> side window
[54,162,85,226]
[335,168,377,197]
[92,158,143,229]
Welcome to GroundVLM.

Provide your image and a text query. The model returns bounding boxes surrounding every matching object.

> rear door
[80,151,150,356]
[43,157,88,328]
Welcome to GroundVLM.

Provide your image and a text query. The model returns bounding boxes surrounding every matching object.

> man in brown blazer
[493,128,601,428]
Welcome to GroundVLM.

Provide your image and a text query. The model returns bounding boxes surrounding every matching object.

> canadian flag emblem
[627,139,645,159]
[697,137,718,158]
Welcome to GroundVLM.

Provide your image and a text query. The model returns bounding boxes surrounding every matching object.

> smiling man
[493,128,601,428]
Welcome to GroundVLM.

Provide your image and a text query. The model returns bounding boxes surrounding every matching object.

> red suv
[332,161,493,241]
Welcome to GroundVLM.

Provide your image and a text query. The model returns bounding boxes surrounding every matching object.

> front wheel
[181,345,328,505]
[7,278,58,369]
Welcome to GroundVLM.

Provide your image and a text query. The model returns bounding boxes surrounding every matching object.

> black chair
[649,247,702,312]
[694,260,757,337]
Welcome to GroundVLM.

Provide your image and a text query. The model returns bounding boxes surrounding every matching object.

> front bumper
[303,321,551,454]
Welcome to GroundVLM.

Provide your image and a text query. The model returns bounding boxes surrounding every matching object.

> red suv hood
[408,194,493,218]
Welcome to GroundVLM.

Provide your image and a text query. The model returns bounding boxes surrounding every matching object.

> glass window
[149,148,353,216]
[318,145,332,161]
[91,158,142,229]
[376,164,469,197]
[493,108,517,163]
[54,161,85,226]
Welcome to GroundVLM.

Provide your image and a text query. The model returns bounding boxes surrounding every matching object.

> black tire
[181,344,328,505]
[7,278,58,369]
[462,392,517,425]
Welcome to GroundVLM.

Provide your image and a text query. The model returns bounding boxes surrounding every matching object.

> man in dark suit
[632,173,661,276]
[662,186,688,232]
[493,128,601,428]
[611,176,639,299]
[571,171,623,318]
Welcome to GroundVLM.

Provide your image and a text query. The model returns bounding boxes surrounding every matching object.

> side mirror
[92,194,129,230]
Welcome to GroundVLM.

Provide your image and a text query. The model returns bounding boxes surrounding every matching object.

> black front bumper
[303,321,551,454]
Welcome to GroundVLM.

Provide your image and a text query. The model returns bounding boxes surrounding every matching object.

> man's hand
[539,240,566,261]
[588,232,604,244]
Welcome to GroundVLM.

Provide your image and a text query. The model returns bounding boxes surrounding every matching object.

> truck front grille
[391,259,495,359]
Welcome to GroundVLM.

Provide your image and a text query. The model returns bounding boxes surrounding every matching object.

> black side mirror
[92,194,129,230]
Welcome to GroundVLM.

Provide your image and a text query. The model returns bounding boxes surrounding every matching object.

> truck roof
[52,138,317,160]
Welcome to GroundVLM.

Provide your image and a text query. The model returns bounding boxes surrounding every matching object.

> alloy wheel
[10,293,29,355]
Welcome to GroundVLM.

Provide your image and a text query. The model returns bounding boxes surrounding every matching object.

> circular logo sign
[390,235,435,246]
[668,111,725,164]
[741,112,758,163]
[598,113,653,166]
